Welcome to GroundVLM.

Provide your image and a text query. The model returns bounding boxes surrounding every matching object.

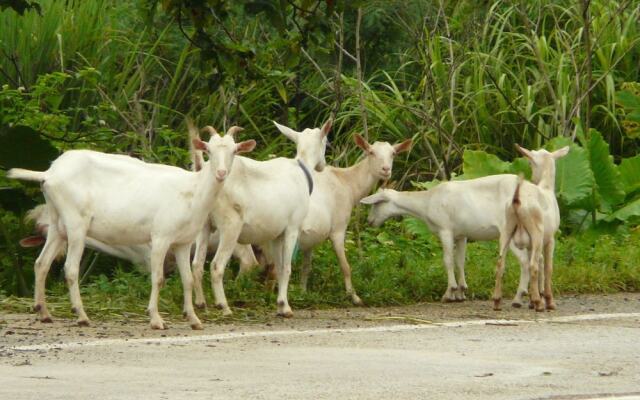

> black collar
[297,159,314,195]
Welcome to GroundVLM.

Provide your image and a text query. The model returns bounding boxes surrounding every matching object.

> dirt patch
[1,292,639,351]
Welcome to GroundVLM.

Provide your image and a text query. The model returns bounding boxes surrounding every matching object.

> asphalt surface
[1,293,639,400]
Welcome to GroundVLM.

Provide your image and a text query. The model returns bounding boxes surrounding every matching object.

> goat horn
[226,126,244,138]
[201,126,218,137]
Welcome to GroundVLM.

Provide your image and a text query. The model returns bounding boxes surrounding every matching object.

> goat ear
[236,140,257,154]
[360,191,387,205]
[20,235,46,248]
[193,138,208,151]
[552,146,570,159]
[273,121,298,143]
[354,134,371,153]
[515,144,533,159]
[320,119,332,138]
[393,139,413,154]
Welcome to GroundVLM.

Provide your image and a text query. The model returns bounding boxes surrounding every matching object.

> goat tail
[7,168,45,182]
[508,174,530,250]
[186,118,205,172]
[512,174,525,208]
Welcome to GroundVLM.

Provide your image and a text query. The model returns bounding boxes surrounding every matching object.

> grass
[2,219,639,323]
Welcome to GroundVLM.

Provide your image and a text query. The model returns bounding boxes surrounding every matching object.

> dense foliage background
[0,0,639,314]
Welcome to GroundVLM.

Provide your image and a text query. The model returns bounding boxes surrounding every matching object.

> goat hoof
[150,319,167,330]
[190,322,204,330]
[528,302,535,310]
[545,303,556,311]
[77,319,90,327]
[195,302,207,310]
[221,308,233,317]
[492,299,502,311]
[150,322,167,330]
[442,297,456,303]
[511,302,522,309]
[532,301,545,312]
[33,304,42,312]
[351,295,364,306]
[41,316,53,323]
[277,311,294,318]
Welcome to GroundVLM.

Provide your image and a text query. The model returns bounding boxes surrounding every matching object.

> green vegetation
[1,0,639,318]
[2,219,639,322]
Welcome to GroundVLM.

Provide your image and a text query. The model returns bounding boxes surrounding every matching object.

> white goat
[361,175,534,305]
[298,134,412,304]
[493,145,569,312]
[7,121,256,329]
[20,204,258,276]
[191,121,329,317]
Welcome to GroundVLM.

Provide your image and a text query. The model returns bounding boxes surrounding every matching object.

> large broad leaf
[510,157,532,178]
[616,87,640,138]
[546,136,595,208]
[586,129,625,212]
[605,197,640,222]
[618,155,640,197]
[0,125,58,170]
[462,150,530,179]
[616,90,640,109]
[462,150,510,179]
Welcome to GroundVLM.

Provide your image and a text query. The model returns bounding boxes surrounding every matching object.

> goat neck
[386,190,429,220]
[193,162,224,218]
[343,158,379,205]
[535,160,557,193]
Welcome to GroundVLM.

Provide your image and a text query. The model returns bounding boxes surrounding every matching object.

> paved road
[1,295,639,399]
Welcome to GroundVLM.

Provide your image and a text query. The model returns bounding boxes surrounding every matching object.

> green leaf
[274,82,288,103]
[615,90,640,109]
[622,119,640,138]
[617,89,640,138]
[403,217,432,242]
[462,150,531,180]
[628,111,640,122]
[462,150,510,179]
[586,129,625,212]
[605,197,640,222]
[546,136,595,207]
[618,155,640,197]
[376,231,394,246]
[510,157,532,179]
